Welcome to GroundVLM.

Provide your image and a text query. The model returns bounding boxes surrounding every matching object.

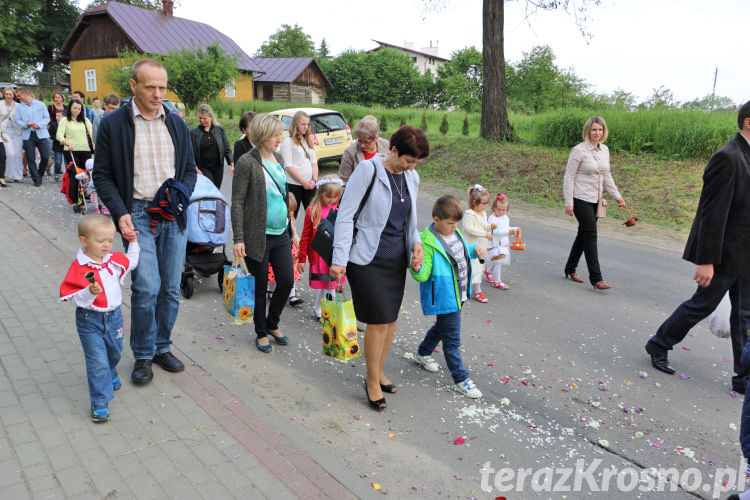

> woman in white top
[0,87,23,183]
[562,116,626,290]
[281,111,318,218]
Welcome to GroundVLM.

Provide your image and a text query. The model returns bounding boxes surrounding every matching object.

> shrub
[439,114,449,135]
[419,111,428,131]
[399,116,406,127]
[379,114,388,133]
[462,115,469,136]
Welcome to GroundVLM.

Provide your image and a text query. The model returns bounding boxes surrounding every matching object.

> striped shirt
[132,99,175,201]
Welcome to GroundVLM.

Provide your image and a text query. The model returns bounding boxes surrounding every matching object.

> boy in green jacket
[411,195,485,398]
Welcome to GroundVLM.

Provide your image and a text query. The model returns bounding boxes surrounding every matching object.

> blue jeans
[22,131,50,184]
[127,199,187,360]
[76,307,124,406]
[53,151,64,175]
[417,310,469,384]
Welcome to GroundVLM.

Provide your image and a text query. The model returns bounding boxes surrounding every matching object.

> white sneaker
[414,354,439,372]
[454,378,482,399]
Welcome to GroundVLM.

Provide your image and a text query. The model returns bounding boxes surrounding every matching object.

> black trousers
[200,161,224,190]
[287,183,316,219]
[564,198,602,284]
[65,150,92,205]
[244,232,293,338]
[0,142,5,179]
[647,272,750,386]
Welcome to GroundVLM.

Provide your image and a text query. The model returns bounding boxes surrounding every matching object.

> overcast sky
[171,0,748,105]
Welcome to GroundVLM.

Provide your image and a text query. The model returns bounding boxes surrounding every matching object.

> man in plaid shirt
[93,59,197,386]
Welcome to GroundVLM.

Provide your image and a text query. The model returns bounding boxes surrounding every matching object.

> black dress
[346,171,410,324]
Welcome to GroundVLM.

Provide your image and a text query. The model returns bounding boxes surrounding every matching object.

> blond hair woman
[231,114,293,353]
[281,110,318,218]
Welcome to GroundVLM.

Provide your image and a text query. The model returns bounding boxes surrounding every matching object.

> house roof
[58,1,262,73]
[369,40,449,61]
[253,57,332,87]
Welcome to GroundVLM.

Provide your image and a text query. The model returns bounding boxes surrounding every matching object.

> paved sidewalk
[0,200,366,499]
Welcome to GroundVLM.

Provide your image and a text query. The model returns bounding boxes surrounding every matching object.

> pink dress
[298,205,345,290]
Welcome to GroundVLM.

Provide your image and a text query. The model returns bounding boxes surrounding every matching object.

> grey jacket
[338,137,390,183]
[332,155,420,267]
[231,148,286,261]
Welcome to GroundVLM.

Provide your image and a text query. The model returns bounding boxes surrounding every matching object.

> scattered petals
[387,433,395,439]
[730,423,737,430]
[403,352,414,360]
[453,437,465,445]
[370,483,381,491]
[598,439,609,447]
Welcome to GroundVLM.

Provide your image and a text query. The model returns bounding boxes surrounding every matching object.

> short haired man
[93,94,119,141]
[72,90,95,123]
[645,101,750,394]
[93,59,196,385]
[14,88,51,186]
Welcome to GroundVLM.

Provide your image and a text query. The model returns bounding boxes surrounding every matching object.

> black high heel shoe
[380,383,397,394]
[364,383,386,410]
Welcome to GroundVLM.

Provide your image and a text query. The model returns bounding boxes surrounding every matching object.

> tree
[256,24,314,58]
[162,43,239,109]
[104,48,147,97]
[318,38,330,59]
[437,47,483,112]
[85,0,177,10]
[641,85,675,109]
[321,48,422,107]
[105,44,238,109]
[428,0,601,142]
[0,0,79,76]
[36,0,81,73]
[681,94,735,111]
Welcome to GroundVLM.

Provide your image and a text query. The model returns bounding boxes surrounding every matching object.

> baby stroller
[181,174,231,299]
[60,156,88,213]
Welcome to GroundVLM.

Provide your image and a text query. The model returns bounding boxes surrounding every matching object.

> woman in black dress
[330,126,429,410]
[190,104,233,189]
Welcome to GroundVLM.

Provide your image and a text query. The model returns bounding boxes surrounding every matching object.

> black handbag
[311,163,377,266]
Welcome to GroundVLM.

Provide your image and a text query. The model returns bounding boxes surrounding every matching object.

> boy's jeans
[76,307,123,406]
[417,310,469,384]
[127,200,187,360]
[53,151,64,175]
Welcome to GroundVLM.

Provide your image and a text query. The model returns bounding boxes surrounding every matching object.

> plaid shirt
[132,100,175,201]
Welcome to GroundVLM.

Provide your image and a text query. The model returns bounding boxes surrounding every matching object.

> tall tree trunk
[481,0,512,142]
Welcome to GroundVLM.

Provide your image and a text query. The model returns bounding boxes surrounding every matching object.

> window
[225,79,236,99]
[85,69,97,92]
[411,56,417,63]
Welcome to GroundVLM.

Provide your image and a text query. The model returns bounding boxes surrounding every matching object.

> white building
[368,40,449,79]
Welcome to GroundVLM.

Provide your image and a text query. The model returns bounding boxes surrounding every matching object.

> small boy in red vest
[59,213,139,422]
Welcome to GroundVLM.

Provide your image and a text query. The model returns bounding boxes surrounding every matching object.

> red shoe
[472,291,488,303]
[484,270,494,283]
[494,281,509,290]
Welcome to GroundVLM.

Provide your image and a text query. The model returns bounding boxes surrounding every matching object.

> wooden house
[253,57,332,104]
[57,0,262,103]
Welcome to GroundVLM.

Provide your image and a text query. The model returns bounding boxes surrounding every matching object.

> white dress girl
[0,99,23,181]
[486,212,517,288]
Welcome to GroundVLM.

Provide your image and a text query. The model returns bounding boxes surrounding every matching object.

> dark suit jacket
[92,99,197,226]
[683,133,750,277]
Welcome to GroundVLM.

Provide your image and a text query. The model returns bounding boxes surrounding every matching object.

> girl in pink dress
[297,176,345,319]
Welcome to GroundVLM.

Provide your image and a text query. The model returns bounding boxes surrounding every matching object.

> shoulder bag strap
[84,120,94,151]
[260,161,289,207]
[351,160,378,244]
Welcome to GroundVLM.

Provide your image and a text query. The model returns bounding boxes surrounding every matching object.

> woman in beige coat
[338,116,390,183]
[562,116,626,290]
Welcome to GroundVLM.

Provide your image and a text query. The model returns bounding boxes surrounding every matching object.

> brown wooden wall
[292,65,328,88]
[69,15,136,60]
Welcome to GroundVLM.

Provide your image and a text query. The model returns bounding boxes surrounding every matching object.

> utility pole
[711,67,718,109]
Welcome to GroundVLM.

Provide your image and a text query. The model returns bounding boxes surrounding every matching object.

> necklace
[387,169,405,203]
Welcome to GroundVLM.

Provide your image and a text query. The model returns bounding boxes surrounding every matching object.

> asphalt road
[3,164,745,500]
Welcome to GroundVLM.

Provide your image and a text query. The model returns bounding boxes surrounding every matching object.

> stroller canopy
[186,174,230,247]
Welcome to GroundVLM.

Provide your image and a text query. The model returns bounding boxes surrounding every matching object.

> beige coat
[563,141,621,206]
[338,137,390,183]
